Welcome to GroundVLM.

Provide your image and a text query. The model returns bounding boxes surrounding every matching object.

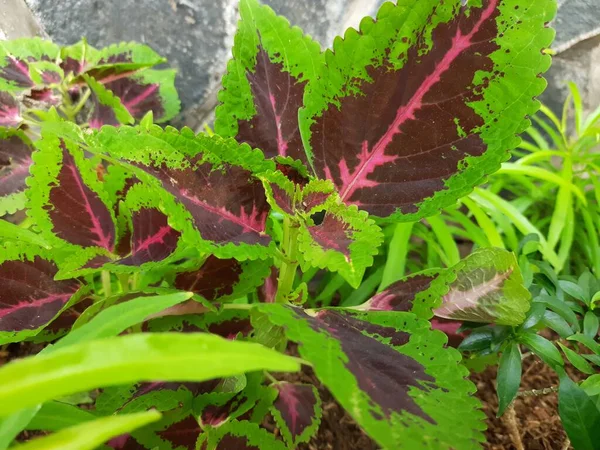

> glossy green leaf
[26,402,96,432]
[0,333,300,416]
[558,373,600,450]
[15,411,161,450]
[557,343,594,375]
[52,291,194,350]
[519,334,563,368]
[496,343,521,417]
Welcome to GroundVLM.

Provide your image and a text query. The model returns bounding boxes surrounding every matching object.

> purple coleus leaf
[0,39,61,93]
[118,207,181,266]
[257,304,486,449]
[0,92,21,127]
[300,0,554,219]
[298,202,383,288]
[196,373,267,429]
[31,297,93,342]
[235,46,308,160]
[215,0,323,163]
[137,159,271,247]
[0,245,82,343]
[42,140,116,250]
[361,273,438,313]
[85,75,135,129]
[271,382,321,446]
[0,56,35,89]
[101,69,179,123]
[0,132,32,201]
[174,256,243,301]
[92,127,275,258]
[147,309,253,341]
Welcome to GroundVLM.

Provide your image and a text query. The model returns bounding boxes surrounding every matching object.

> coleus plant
[0,38,179,217]
[0,0,556,448]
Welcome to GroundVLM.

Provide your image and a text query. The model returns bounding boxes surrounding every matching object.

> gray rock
[541,0,600,117]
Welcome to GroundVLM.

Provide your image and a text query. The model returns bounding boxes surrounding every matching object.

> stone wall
[2,0,599,128]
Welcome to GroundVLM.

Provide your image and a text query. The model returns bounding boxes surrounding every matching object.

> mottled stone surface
[0,0,43,39]
[3,0,599,123]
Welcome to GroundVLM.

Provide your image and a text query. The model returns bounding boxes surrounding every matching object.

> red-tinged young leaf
[40,139,116,250]
[300,0,556,219]
[118,207,181,266]
[258,304,485,449]
[0,92,21,127]
[271,382,321,447]
[0,131,32,204]
[298,202,383,288]
[215,0,323,163]
[0,244,82,343]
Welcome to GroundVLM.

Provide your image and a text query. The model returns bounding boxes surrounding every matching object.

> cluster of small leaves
[0,38,179,216]
[0,0,558,449]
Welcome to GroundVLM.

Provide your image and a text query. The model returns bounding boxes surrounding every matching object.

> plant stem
[503,404,524,450]
[275,216,300,303]
[101,271,112,298]
[517,386,558,397]
[117,274,130,293]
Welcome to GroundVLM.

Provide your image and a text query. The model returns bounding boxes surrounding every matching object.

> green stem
[275,216,300,303]
[101,271,112,298]
[117,274,130,293]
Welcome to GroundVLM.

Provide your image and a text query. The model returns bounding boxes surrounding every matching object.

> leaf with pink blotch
[271,382,321,447]
[0,243,85,344]
[300,0,555,220]
[215,0,323,164]
[433,247,531,326]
